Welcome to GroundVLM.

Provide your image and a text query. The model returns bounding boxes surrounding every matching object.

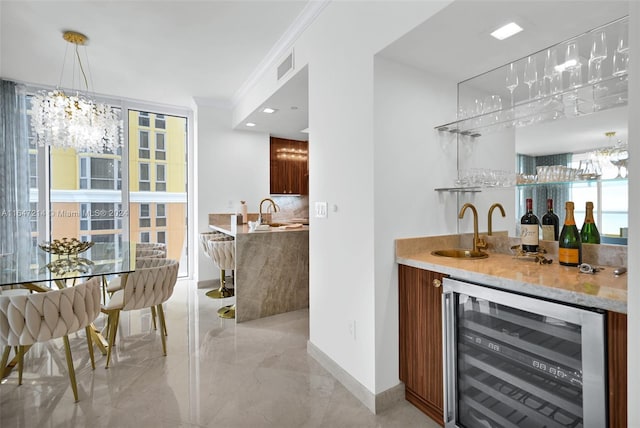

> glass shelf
[436,177,627,192]
[434,74,628,138]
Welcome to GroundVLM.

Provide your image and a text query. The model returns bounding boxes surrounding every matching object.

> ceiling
[0,1,309,108]
[0,1,630,148]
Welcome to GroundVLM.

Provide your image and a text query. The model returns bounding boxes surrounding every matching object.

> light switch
[315,201,328,218]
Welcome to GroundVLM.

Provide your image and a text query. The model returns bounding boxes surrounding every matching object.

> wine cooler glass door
[442,278,606,428]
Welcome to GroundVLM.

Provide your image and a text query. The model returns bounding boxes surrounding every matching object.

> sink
[431,249,488,259]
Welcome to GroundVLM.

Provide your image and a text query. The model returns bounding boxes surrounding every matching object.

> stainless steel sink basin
[431,249,488,259]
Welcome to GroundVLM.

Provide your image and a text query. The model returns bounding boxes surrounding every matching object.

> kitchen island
[208,215,309,322]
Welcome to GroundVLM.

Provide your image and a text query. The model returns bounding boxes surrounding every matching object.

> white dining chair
[0,276,102,402]
[101,258,179,368]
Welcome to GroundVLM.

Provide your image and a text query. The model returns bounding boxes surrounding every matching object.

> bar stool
[200,232,235,299]
[206,238,236,319]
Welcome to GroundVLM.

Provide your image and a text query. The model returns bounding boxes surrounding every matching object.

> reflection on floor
[0,280,438,427]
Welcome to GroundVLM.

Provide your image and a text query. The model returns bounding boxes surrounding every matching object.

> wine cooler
[442,278,606,428]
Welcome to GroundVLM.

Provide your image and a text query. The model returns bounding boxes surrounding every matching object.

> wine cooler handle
[442,289,456,426]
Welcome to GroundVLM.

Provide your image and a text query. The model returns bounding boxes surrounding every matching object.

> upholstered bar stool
[206,238,236,319]
[201,232,235,299]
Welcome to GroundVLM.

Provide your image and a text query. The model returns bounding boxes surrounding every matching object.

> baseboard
[306,341,404,414]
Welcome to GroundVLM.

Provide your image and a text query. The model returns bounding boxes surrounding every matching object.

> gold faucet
[258,198,279,224]
[458,203,486,253]
[488,203,506,236]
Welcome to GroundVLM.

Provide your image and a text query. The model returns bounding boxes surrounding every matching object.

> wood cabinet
[608,311,627,428]
[269,137,308,195]
[398,264,445,426]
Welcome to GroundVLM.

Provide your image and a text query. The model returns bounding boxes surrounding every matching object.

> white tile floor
[0,280,439,427]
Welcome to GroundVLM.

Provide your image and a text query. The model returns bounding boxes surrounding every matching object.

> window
[140,232,150,243]
[29,202,38,232]
[157,231,166,244]
[155,114,166,129]
[29,154,37,188]
[156,164,166,191]
[139,131,150,159]
[139,203,151,228]
[139,111,150,127]
[156,203,167,227]
[155,133,166,160]
[80,157,121,190]
[80,203,119,230]
[139,163,150,191]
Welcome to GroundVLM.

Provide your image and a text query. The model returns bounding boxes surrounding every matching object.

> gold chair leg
[158,304,168,336]
[17,345,24,385]
[105,310,120,369]
[85,326,95,370]
[62,335,79,402]
[1,346,11,378]
[150,306,157,330]
[157,304,167,356]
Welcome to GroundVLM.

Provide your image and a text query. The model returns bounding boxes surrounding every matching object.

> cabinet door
[608,311,627,428]
[270,137,308,195]
[398,264,445,425]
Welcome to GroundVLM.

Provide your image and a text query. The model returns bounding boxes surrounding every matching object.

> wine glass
[613,21,629,77]
[506,62,519,106]
[543,48,561,95]
[565,40,583,89]
[610,145,629,178]
[523,56,538,100]
[588,30,607,83]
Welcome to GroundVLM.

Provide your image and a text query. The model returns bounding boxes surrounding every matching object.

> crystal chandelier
[31,31,121,153]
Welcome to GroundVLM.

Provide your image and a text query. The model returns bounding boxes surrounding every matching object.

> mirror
[453,16,629,245]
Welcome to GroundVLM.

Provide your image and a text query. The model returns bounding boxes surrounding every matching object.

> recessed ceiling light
[262,107,277,114]
[490,22,523,40]
[245,122,256,127]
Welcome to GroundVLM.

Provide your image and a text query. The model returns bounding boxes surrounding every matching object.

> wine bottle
[559,201,582,266]
[580,201,601,244]
[541,198,560,241]
[520,198,539,253]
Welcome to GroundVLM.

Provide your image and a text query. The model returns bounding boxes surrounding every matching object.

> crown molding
[230,0,330,107]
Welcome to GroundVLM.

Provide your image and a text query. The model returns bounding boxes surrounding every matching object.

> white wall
[194,104,270,282]
[373,56,458,390]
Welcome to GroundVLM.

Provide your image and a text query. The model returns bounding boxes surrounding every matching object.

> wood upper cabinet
[398,264,445,426]
[608,311,627,428]
[270,137,308,195]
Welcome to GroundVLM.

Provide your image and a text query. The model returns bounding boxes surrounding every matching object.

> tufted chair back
[0,276,101,347]
[135,242,167,257]
[199,231,228,258]
[135,248,166,260]
[120,258,179,312]
[206,239,235,271]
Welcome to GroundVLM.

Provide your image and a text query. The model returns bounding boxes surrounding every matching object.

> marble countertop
[209,222,309,237]
[396,234,627,313]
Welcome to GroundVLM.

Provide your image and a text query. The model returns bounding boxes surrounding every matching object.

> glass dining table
[0,241,136,361]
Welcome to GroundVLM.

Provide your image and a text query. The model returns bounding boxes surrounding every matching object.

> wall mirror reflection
[450,15,629,245]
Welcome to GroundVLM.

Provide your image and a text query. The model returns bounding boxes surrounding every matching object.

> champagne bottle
[580,201,601,244]
[559,201,582,266]
[520,198,539,253]
[541,198,560,241]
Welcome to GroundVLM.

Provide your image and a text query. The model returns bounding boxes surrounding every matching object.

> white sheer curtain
[0,80,31,279]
